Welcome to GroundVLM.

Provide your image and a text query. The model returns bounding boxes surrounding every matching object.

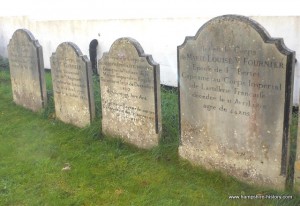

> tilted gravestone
[99,37,161,149]
[7,29,47,111]
[178,15,295,189]
[50,42,95,127]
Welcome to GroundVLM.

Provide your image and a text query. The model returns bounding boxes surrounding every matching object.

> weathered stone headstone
[50,42,95,127]
[7,29,47,111]
[99,37,161,149]
[89,39,98,75]
[178,15,295,189]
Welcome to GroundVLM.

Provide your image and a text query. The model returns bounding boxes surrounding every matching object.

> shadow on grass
[1,66,300,205]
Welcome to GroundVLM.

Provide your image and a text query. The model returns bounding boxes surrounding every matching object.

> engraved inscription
[8,42,36,68]
[100,56,155,122]
[52,58,87,100]
[99,38,161,149]
[180,46,283,117]
[178,15,294,189]
[7,29,47,112]
[50,42,95,128]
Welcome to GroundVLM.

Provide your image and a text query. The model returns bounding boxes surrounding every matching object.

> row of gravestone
[6,14,300,192]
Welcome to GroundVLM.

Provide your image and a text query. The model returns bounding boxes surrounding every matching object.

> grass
[0,59,300,205]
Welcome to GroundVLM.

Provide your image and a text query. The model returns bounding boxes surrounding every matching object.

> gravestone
[50,42,95,127]
[178,15,295,189]
[294,101,300,193]
[99,37,161,149]
[89,39,98,75]
[7,29,47,111]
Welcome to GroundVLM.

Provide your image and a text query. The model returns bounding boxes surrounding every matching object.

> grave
[89,39,98,75]
[178,15,295,189]
[7,29,47,111]
[294,101,300,193]
[99,37,161,149]
[50,42,95,127]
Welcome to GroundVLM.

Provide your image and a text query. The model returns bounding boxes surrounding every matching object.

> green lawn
[0,60,299,205]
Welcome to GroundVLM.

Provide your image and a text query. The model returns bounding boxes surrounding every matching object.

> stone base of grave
[102,124,160,149]
[179,143,286,190]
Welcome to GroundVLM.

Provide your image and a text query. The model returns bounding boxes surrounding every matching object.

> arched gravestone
[7,29,47,111]
[50,42,95,128]
[178,15,295,189]
[89,39,98,75]
[99,37,161,149]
